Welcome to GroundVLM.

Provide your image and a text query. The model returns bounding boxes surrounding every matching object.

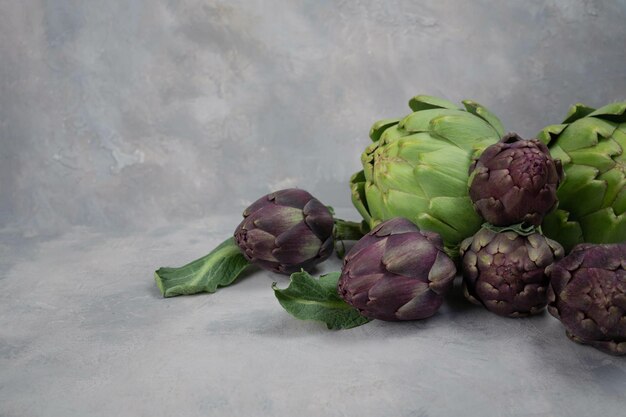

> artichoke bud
[234,189,334,274]
[337,217,456,321]
[460,226,564,317]
[468,133,564,227]
[547,243,626,355]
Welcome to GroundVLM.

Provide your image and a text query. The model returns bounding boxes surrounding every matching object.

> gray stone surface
[2,0,626,236]
[1,215,625,417]
[2,1,626,416]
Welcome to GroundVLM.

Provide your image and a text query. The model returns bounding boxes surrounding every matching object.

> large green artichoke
[351,95,505,255]
[538,102,626,252]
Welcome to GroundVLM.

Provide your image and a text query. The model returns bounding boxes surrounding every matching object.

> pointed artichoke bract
[350,95,504,257]
[547,243,626,356]
[234,189,334,274]
[468,133,563,226]
[538,102,626,252]
[460,225,564,317]
[337,217,456,321]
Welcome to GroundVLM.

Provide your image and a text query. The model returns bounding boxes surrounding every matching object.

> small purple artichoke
[337,218,456,321]
[460,226,564,317]
[468,133,563,226]
[234,189,334,274]
[547,243,626,356]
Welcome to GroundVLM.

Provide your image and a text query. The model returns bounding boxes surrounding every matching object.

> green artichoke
[538,102,626,252]
[351,95,505,256]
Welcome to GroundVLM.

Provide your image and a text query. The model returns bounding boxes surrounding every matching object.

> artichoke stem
[333,218,368,259]
[154,237,250,297]
[333,218,368,241]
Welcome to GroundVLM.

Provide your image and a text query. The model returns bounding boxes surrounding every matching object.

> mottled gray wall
[2,0,626,236]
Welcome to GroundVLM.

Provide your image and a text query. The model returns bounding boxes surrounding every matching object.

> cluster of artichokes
[461,133,566,317]
[154,94,625,356]
[350,95,505,257]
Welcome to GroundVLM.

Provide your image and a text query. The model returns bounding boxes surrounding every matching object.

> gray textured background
[2,2,626,417]
[2,0,626,236]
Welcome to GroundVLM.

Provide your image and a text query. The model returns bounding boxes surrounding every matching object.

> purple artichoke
[460,226,564,317]
[337,218,456,321]
[234,189,334,274]
[468,133,563,226]
[547,243,626,356]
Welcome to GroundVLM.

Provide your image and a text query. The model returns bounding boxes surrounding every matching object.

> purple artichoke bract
[468,133,564,226]
[547,243,626,356]
[234,189,334,274]
[337,218,456,321]
[460,226,564,317]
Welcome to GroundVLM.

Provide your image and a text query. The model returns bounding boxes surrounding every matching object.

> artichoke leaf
[558,176,606,218]
[415,213,463,256]
[614,186,626,215]
[273,271,371,330]
[374,159,422,192]
[395,132,458,155]
[427,196,483,238]
[364,182,389,222]
[547,144,571,165]
[579,208,626,244]
[562,103,596,124]
[542,210,584,252]
[384,189,431,222]
[409,147,471,181]
[598,168,626,210]
[399,108,462,133]
[408,95,459,112]
[350,171,372,225]
[567,137,621,173]
[558,165,598,195]
[154,237,250,297]
[370,118,400,142]
[429,113,500,151]
[588,102,626,121]
[612,126,626,151]
[379,124,409,143]
[414,164,469,198]
[462,100,506,138]
[361,147,376,182]
[557,118,617,152]
[538,123,568,146]
[416,197,483,251]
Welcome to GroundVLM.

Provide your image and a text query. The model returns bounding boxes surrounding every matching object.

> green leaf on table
[154,237,250,297]
[272,271,371,330]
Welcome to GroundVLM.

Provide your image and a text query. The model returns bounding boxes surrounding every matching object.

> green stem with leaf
[154,237,250,297]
